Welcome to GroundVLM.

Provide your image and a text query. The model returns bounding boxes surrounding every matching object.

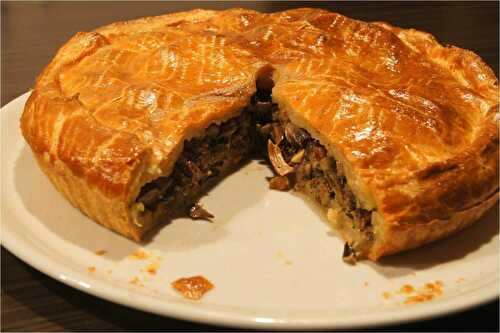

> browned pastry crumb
[399,284,415,294]
[94,249,107,256]
[145,262,159,275]
[129,249,149,260]
[171,275,214,300]
[383,281,445,304]
[423,281,443,296]
[404,293,435,304]
[129,276,144,287]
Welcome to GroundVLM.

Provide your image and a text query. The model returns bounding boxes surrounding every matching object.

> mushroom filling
[133,87,373,260]
[134,110,254,221]
[253,91,374,261]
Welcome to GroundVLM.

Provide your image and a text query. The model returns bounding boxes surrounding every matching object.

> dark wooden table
[2,1,499,331]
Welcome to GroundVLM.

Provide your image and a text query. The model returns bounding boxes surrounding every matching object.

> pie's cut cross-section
[21,8,499,261]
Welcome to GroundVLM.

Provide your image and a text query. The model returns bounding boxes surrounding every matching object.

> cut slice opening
[131,105,256,229]
[131,76,374,261]
[254,88,375,262]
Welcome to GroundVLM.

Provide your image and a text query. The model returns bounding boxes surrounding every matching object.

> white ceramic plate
[2,92,499,330]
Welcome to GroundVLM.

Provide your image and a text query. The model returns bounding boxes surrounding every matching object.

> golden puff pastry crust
[21,8,498,259]
[21,11,268,240]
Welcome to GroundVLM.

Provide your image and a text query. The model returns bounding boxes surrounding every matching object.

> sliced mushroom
[272,125,284,145]
[267,140,295,176]
[185,160,203,180]
[290,149,305,164]
[188,203,214,221]
[342,242,357,265]
[284,123,310,146]
[269,175,290,191]
[259,123,273,135]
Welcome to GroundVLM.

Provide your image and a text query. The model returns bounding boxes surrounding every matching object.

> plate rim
[2,92,499,330]
[3,221,498,330]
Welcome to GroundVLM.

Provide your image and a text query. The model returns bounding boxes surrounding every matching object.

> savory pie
[21,8,499,261]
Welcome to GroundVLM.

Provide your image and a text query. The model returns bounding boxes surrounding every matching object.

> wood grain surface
[2,1,499,331]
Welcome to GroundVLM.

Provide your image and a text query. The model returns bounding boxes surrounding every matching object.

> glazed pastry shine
[21,8,499,259]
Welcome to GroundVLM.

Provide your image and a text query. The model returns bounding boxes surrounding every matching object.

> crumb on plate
[94,250,107,256]
[87,266,96,273]
[383,280,445,305]
[129,249,149,260]
[404,293,435,304]
[423,281,443,296]
[171,275,214,300]
[404,281,444,305]
[145,262,159,275]
[399,284,415,294]
[129,276,144,287]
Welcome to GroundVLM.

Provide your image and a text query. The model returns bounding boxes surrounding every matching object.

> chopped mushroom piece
[342,242,357,264]
[272,125,284,145]
[188,203,214,221]
[267,140,295,176]
[259,123,273,135]
[290,149,305,164]
[269,175,290,191]
[284,123,310,146]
